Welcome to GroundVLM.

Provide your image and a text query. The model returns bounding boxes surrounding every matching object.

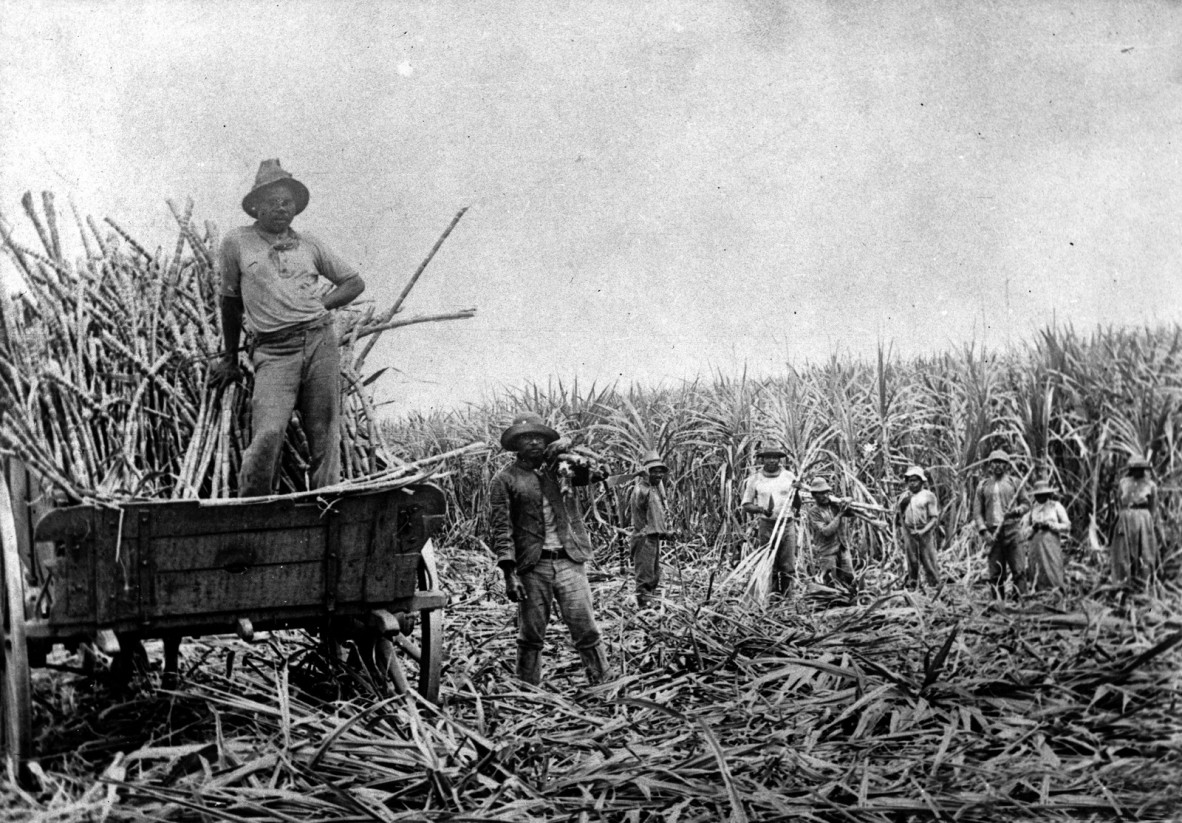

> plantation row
[382,325,1182,576]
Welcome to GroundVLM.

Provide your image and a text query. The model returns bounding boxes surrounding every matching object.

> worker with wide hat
[1109,454,1159,591]
[211,159,366,496]
[740,443,801,596]
[897,466,941,589]
[488,412,614,687]
[1023,478,1070,591]
[805,477,856,591]
[972,448,1031,598]
[629,449,672,609]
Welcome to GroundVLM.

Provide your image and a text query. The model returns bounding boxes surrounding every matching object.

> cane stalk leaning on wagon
[972,449,1032,599]
[739,446,802,597]
[208,160,366,496]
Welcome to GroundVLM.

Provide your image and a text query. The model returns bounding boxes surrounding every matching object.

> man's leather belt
[539,549,563,560]
[1126,503,1150,510]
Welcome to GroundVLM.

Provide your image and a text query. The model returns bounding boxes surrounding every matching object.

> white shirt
[741,469,799,520]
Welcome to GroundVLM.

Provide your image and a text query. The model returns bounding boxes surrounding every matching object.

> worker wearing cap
[211,159,366,496]
[805,477,857,590]
[488,413,613,686]
[896,466,941,589]
[740,447,802,596]
[973,449,1031,597]
[629,450,672,609]
[1109,455,1159,591]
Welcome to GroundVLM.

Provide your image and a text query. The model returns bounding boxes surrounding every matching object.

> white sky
[2,1,1181,415]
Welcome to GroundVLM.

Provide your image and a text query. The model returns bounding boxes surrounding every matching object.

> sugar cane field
[0,197,1180,822]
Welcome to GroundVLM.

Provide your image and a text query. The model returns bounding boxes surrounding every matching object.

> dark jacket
[489,459,600,573]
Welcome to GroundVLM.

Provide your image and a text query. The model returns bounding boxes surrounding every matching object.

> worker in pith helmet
[972,448,1031,598]
[805,477,857,591]
[896,466,941,590]
[629,449,673,609]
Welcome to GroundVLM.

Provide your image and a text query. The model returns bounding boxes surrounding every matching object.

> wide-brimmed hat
[500,412,559,451]
[242,159,310,217]
[904,466,927,481]
[1127,455,1152,470]
[755,446,787,459]
[1031,479,1056,496]
[809,477,833,493]
[640,450,668,471]
[986,449,1012,464]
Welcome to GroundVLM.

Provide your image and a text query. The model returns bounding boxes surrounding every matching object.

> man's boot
[516,647,542,685]
[578,644,612,685]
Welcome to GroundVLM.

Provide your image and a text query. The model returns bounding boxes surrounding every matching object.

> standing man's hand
[207,357,243,390]
[503,568,526,603]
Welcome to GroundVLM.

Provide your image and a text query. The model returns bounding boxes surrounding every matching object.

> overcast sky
[2,1,1180,416]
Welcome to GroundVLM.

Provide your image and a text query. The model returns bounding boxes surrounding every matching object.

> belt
[1126,503,1150,511]
[254,315,332,346]
[539,549,564,560]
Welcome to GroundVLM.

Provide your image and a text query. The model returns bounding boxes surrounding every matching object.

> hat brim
[242,178,310,217]
[756,450,787,459]
[643,461,669,471]
[500,422,560,451]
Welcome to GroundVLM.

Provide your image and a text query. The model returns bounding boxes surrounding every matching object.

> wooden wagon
[0,470,449,775]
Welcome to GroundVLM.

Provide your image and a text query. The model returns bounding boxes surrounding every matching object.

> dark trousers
[631,535,661,606]
[757,518,797,595]
[985,521,1028,596]
[517,557,609,686]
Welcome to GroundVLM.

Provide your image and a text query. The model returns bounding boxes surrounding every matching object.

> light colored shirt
[1118,476,1156,508]
[973,475,1029,531]
[220,225,360,335]
[900,489,939,532]
[541,494,563,551]
[741,469,799,521]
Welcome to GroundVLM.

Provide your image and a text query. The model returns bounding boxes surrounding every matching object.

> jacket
[489,459,599,572]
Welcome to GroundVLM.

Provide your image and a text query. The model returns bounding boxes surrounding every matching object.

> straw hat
[500,412,559,451]
[809,477,833,493]
[640,450,668,471]
[1127,455,1152,471]
[986,449,1012,464]
[1031,479,1056,496]
[904,466,927,481]
[242,159,310,217]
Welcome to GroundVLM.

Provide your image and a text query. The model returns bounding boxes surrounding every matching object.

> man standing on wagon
[489,413,614,687]
[211,159,366,496]
[973,449,1031,598]
[740,446,802,597]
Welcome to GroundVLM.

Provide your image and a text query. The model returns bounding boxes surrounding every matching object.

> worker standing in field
[805,477,857,591]
[210,159,366,496]
[489,413,614,687]
[1109,455,1159,592]
[1022,479,1069,592]
[895,466,941,589]
[740,446,802,596]
[973,449,1031,597]
[628,450,672,610]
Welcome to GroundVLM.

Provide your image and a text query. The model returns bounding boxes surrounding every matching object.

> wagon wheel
[0,471,32,778]
[365,540,444,703]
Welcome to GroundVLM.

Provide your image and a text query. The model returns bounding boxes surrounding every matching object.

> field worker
[740,446,802,596]
[211,159,365,496]
[629,449,673,610]
[1022,479,1070,592]
[1109,455,1159,591]
[973,449,1031,597]
[805,477,857,590]
[488,413,614,687]
[896,466,941,589]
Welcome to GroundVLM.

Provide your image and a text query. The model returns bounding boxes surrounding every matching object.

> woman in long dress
[1109,455,1158,591]
[1023,479,1069,591]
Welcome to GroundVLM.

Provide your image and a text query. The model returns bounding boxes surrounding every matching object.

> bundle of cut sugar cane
[0,192,476,503]
[721,501,795,605]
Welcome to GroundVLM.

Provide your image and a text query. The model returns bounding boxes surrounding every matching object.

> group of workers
[215,160,1164,692]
